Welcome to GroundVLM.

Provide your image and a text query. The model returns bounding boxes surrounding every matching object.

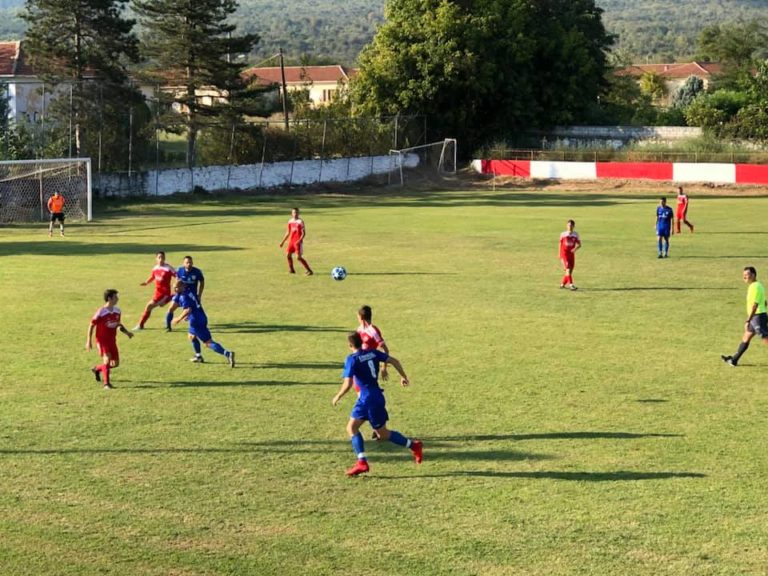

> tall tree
[22,0,142,163]
[133,0,259,168]
[352,0,612,151]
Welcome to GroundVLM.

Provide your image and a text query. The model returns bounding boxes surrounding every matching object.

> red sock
[97,364,110,385]
[561,275,569,285]
[298,257,312,273]
[139,309,150,328]
[566,275,573,285]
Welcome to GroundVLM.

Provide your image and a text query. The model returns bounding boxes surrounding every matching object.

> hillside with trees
[1,0,767,65]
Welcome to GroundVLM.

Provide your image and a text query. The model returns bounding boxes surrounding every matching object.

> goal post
[388,138,457,187]
[0,158,92,224]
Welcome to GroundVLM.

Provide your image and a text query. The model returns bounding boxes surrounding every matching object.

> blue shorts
[657,227,671,238]
[351,394,389,430]
[189,322,211,342]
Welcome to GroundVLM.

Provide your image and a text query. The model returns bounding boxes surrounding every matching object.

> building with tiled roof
[0,40,53,123]
[243,65,357,107]
[616,61,723,105]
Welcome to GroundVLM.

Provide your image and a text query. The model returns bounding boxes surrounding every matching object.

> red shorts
[97,341,119,363]
[676,207,687,219]
[152,291,172,305]
[561,255,575,270]
[286,241,303,256]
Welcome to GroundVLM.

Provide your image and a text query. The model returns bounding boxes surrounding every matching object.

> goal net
[0,158,92,224]
[388,138,457,186]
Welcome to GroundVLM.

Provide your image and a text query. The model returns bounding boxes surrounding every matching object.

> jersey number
[367,360,377,378]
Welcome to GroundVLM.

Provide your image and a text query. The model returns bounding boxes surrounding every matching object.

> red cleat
[411,440,423,464]
[346,460,369,476]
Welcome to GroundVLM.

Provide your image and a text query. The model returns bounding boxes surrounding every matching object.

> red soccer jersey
[150,264,176,294]
[287,218,305,243]
[676,193,688,210]
[91,306,122,345]
[559,231,581,259]
[357,323,386,351]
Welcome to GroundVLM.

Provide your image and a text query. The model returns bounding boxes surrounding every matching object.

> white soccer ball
[331,266,347,281]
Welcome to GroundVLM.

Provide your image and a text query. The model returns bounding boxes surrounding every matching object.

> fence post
[226,121,236,191]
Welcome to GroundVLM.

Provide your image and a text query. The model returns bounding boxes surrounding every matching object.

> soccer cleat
[664,253,669,258]
[305,270,314,276]
[165,327,172,332]
[346,460,370,476]
[190,355,205,363]
[228,351,236,368]
[103,383,114,390]
[559,283,566,289]
[569,284,578,291]
[658,254,663,259]
[411,440,424,464]
[132,325,143,331]
[91,367,101,383]
[721,355,737,367]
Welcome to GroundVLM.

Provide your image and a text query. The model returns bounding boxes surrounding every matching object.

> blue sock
[165,311,173,328]
[388,430,411,448]
[351,432,366,460]
[191,338,201,354]
[209,341,227,356]
[657,239,663,254]
[664,239,669,254]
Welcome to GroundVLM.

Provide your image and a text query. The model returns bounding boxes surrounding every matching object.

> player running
[165,255,204,331]
[47,191,65,237]
[86,289,133,389]
[675,186,694,234]
[656,197,674,258]
[559,219,581,290]
[134,251,176,330]
[357,305,389,379]
[279,207,314,276]
[721,266,768,367]
[171,281,235,367]
[332,332,422,477]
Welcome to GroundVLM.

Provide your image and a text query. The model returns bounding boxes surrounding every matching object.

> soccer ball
[331,266,347,281]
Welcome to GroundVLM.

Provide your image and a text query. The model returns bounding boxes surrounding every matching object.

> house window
[322,89,335,102]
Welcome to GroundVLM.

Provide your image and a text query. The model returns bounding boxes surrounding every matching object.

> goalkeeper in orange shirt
[47,191,66,237]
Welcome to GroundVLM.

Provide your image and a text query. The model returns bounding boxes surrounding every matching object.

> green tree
[696,20,768,89]
[22,0,143,165]
[671,75,704,109]
[638,71,667,104]
[133,0,260,168]
[352,0,612,151]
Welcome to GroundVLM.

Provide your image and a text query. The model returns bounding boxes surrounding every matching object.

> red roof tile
[243,65,356,86]
[616,61,723,79]
[0,41,38,77]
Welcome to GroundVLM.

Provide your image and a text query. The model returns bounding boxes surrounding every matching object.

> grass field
[1,183,767,575]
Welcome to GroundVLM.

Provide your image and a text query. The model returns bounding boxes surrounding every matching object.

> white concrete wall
[530,161,597,180]
[96,154,419,197]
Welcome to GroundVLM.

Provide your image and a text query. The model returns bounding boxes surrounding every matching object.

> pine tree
[133,0,259,168]
[22,0,143,164]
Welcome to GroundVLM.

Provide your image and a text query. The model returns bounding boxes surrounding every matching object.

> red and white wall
[472,159,768,185]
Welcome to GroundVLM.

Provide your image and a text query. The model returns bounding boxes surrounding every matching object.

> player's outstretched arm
[85,324,95,351]
[172,308,191,326]
[119,324,134,339]
[332,377,354,406]
[140,273,153,286]
[386,356,409,387]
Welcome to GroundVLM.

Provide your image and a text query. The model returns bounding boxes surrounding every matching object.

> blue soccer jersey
[343,349,389,400]
[656,205,673,232]
[177,292,208,326]
[177,266,204,294]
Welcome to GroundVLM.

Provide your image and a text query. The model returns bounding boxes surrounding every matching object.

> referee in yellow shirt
[722,266,768,367]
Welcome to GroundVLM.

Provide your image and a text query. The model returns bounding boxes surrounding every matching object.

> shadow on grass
[99,219,241,235]
[637,399,668,403]
[388,470,705,481]
[0,241,243,257]
[587,287,731,292]
[429,431,682,442]
[256,361,341,370]
[128,379,335,388]
[350,272,457,276]
[676,255,767,259]
[213,322,347,334]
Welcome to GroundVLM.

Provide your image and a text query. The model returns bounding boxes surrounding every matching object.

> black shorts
[747,313,768,338]
[50,212,65,223]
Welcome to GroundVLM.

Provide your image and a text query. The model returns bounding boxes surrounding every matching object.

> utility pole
[279,47,289,131]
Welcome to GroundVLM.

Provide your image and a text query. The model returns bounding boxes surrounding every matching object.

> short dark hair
[358,305,372,323]
[184,255,193,261]
[103,289,119,302]
[660,197,666,202]
[156,250,165,257]
[292,207,300,212]
[745,266,757,277]
[348,332,363,349]
[567,219,575,227]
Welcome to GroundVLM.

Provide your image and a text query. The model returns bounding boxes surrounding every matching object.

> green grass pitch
[1,186,767,575]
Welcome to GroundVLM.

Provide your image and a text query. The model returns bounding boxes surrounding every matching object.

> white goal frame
[388,138,457,186]
[0,158,92,223]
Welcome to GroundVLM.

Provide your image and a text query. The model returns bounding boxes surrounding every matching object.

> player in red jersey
[675,186,694,234]
[86,289,133,389]
[279,207,313,275]
[357,305,390,379]
[134,251,176,330]
[559,219,581,291]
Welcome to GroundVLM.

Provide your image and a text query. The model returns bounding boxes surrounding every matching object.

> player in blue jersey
[166,255,205,331]
[655,197,674,258]
[170,282,235,367]
[332,332,422,476]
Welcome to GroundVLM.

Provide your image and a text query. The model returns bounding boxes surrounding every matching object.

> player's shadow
[213,322,347,334]
[256,361,341,370]
[0,241,243,257]
[130,379,335,388]
[98,219,240,236]
[637,399,668,403]
[371,447,553,463]
[588,286,731,292]
[349,272,457,276]
[427,431,682,443]
[392,470,706,482]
